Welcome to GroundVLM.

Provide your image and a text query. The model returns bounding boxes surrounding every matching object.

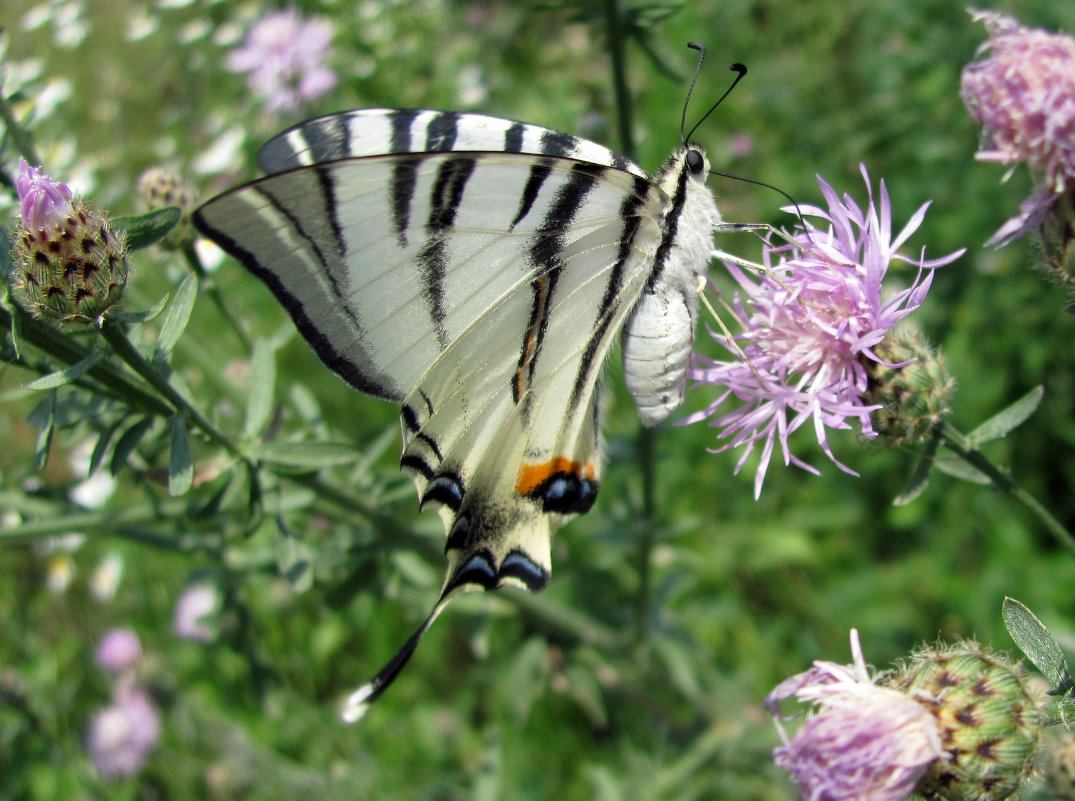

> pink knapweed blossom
[961,9,1075,246]
[228,8,337,113]
[86,685,161,780]
[95,628,142,673]
[16,157,74,233]
[681,165,963,497]
[765,630,946,801]
[173,582,219,642]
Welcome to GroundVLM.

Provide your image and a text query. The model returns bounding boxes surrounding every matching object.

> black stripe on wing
[418,156,478,350]
[513,162,604,416]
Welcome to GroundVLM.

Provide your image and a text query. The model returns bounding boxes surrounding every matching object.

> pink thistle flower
[173,583,219,642]
[86,686,161,780]
[680,166,963,498]
[961,9,1075,246]
[228,8,337,113]
[95,628,142,673]
[765,630,946,801]
[16,157,75,233]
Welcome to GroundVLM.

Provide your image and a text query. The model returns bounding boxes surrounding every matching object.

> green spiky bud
[1031,190,1075,309]
[865,325,955,445]
[10,159,128,326]
[136,166,194,249]
[882,641,1042,801]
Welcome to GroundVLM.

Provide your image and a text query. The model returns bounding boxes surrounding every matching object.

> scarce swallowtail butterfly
[194,102,731,720]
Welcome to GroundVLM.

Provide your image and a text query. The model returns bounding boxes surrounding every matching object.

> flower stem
[98,316,241,458]
[0,93,41,165]
[938,421,1075,558]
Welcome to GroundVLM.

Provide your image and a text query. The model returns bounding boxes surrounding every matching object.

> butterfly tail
[340,592,454,722]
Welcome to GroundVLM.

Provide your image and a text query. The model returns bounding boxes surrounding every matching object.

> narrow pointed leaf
[112,207,181,251]
[0,224,12,280]
[1003,597,1073,696]
[275,515,313,593]
[893,432,943,505]
[247,440,361,468]
[110,293,171,324]
[168,413,193,496]
[966,385,1043,448]
[89,417,125,475]
[111,416,154,475]
[933,452,992,484]
[158,274,198,356]
[244,338,276,441]
[29,391,56,469]
[25,347,109,390]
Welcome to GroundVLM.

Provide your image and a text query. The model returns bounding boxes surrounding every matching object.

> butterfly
[193,105,727,720]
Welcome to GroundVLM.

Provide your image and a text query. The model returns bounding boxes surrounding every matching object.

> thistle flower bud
[137,166,194,249]
[864,325,955,445]
[882,641,1042,801]
[10,159,128,325]
[1034,191,1075,302]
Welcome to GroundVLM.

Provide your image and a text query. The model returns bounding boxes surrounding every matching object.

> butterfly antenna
[710,169,814,243]
[683,55,748,146]
[680,42,708,144]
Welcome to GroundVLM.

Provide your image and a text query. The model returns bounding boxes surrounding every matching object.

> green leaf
[157,273,198,356]
[0,224,12,280]
[9,293,25,360]
[24,347,109,390]
[893,431,943,505]
[168,413,193,496]
[111,416,153,475]
[932,452,992,484]
[246,440,361,468]
[966,385,1044,448]
[89,417,125,475]
[275,515,313,593]
[244,338,276,441]
[28,391,56,469]
[111,207,181,251]
[1003,597,1073,696]
[109,293,170,324]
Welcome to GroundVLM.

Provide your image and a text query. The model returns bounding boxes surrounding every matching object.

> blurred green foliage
[3,0,1075,799]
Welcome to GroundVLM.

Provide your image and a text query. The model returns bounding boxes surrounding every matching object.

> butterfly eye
[685,148,706,176]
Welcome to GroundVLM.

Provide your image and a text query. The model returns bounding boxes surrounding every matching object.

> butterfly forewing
[257,108,651,179]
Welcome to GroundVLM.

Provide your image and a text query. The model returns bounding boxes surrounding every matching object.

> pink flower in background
[961,9,1075,245]
[16,157,74,233]
[95,628,142,673]
[86,686,161,780]
[681,166,963,497]
[228,8,337,113]
[765,630,946,801]
[173,583,219,642]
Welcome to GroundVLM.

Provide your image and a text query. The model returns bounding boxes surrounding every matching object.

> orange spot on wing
[516,458,595,496]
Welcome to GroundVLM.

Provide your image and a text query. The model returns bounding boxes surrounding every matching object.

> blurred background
[2,1,1075,798]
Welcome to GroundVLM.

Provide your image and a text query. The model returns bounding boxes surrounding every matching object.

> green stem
[0,93,41,165]
[938,421,1075,558]
[0,498,191,545]
[98,316,242,458]
[182,241,252,351]
[602,0,635,160]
